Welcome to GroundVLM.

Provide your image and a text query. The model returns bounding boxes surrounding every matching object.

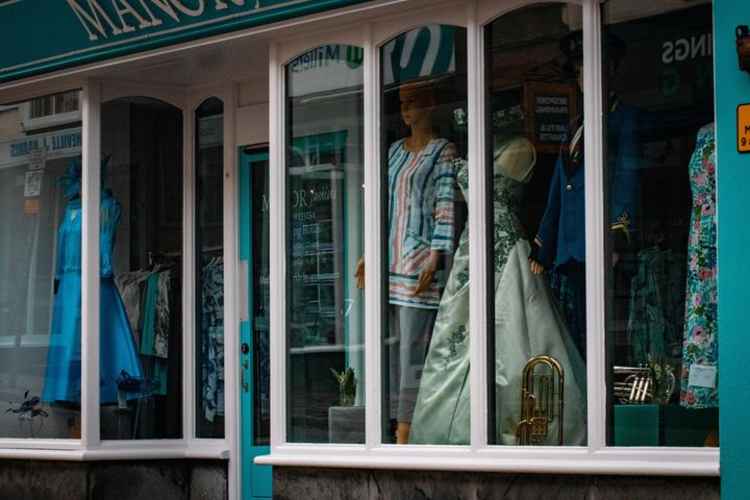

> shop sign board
[0,0,372,84]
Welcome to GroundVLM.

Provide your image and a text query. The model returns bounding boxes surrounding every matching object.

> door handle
[241,342,250,393]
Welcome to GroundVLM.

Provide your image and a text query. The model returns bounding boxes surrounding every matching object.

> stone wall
[0,459,227,500]
[274,467,720,500]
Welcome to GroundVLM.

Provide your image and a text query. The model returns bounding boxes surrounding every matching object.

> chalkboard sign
[524,81,579,154]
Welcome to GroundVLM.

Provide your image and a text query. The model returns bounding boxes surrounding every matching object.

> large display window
[284,44,366,444]
[267,0,720,471]
[0,96,83,438]
[485,2,587,447]
[603,1,718,447]
[99,96,184,440]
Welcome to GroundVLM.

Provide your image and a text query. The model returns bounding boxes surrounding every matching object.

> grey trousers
[388,304,437,424]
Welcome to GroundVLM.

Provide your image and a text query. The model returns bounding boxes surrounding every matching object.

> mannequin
[529,32,638,359]
[42,159,143,436]
[355,81,457,443]
[409,135,587,445]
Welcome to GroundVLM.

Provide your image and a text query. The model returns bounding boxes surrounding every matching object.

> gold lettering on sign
[66,0,293,41]
[67,0,124,41]
[113,0,153,32]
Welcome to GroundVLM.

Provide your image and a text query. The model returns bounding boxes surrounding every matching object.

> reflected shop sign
[0,0,371,84]
[0,129,82,169]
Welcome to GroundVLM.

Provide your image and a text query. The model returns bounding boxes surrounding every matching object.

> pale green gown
[409,137,587,446]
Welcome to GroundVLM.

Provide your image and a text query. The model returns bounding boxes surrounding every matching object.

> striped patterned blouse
[388,138,457,308]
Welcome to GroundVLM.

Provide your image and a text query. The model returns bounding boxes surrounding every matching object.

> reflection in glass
[286,45,365,443]
[100,97,183,439]
[0,93,82,438]
[486,4,586,446]
[381,25,469,445]
[604,1,718,447]
[196,98,225,439]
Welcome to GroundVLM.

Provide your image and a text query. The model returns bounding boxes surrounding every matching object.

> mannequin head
[59,159,82,200]
[57,155,112,200]
[399,82,436,130]
[561,31,625,92]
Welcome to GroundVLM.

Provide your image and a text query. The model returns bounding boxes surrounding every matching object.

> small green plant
[330,367,357,407]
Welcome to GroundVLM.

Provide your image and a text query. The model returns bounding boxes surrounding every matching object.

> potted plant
[328,367,364,444]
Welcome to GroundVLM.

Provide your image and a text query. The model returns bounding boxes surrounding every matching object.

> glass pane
[196,97,224,439]
[0,97,82,438]
[381,25,469,445]
[100,97,183,440]
[485,4,587,446]
[251,154,270,446]
[285,45,365,443]
[604,1,718,447]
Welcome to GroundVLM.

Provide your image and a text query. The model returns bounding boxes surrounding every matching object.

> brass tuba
[516,355,565,446]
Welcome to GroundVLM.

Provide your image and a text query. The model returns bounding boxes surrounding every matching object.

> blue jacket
[536,100,639,269]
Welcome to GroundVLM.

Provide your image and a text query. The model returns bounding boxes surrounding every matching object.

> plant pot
[328,405,365,444]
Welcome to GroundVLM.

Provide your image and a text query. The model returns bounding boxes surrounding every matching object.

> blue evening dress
[42,190,143,405]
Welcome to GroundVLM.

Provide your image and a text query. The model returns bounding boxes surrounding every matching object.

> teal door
[239,146,272,500]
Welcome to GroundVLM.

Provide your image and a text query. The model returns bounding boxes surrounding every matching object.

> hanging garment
[627,246,685,365]
[388,138,456,309]
[680,123,718,410]
[534,98,640,358]
[140,270,170,359]
[43,191,144,404]
[409,137,586,445]
[115,270,151,346]
[201,257,225,421]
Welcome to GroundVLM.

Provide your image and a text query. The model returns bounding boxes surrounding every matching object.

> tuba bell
[516,355,565,446]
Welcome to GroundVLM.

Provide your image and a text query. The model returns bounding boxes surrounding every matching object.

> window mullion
[582,0,606,452]
[183,93,197,443]
[80,79,102,449]
[268,43,288,449]
[363,23,383,449]
[467,0,488,451]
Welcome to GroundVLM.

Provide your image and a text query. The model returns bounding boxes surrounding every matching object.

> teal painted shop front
[714,2,750,499]
[0,1,746,499]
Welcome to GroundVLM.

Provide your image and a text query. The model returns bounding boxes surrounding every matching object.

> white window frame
[0,80,232,461]
[258,0,720,476]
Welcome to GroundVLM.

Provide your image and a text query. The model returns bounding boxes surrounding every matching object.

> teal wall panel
[714,1,750,499]
[0,0,371,83]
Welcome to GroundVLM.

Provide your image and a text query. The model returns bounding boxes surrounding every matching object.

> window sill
[0,442,229,461]
[255,446,719,477]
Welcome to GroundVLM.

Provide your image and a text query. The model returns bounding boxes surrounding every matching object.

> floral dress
[680,123,718,409]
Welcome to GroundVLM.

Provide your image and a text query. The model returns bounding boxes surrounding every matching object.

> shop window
[485,3,587,446]
[603,1,718,447]
[380,25,469,445]
[100,97,183,440]
[195,97,225,439]
[0,94,82,438]
[285,44,365,443]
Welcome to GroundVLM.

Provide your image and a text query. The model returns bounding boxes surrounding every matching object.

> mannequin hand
[354,256,365,289]
[413,251,440,296]
[529,258,545,275]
